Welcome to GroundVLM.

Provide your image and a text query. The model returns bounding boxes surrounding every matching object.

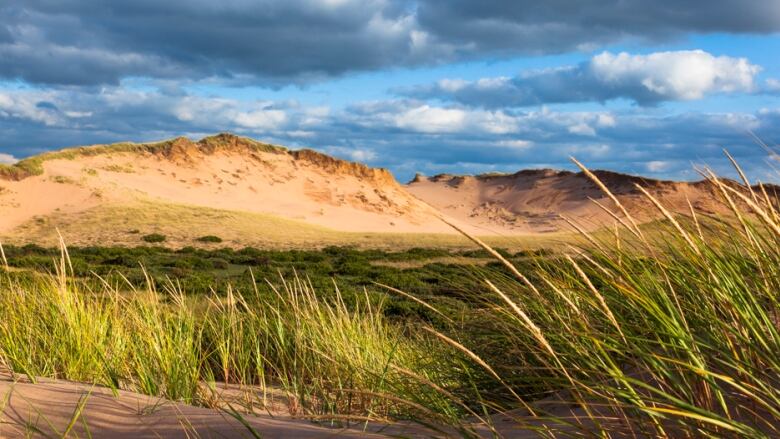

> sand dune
[406,169,738,233]
[0,133,759,247]
[0,134,454,245]
[0,373,422,438]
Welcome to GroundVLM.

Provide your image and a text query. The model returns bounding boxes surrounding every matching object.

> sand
[0,134,746,248]
[0,138,451,237]
[0,373,437,438]
[1,372,688,438]
[0,373,622,438]
[406,169,732,234]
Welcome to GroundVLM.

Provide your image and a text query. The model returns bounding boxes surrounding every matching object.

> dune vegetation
[0,134,285,181]
[1,160,779,437]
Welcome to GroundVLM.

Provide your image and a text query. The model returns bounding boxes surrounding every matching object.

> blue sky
[1,1,779,182]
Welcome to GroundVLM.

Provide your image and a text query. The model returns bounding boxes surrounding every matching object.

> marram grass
[0,258,469,424]
[1,157,779,437]
[440,161,780,437]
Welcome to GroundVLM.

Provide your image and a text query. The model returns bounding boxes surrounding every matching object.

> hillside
[0,134,463,247]
[405,169,746,234]
[0,133,766,248]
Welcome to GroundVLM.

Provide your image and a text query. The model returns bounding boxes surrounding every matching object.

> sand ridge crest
[1,133,776,246]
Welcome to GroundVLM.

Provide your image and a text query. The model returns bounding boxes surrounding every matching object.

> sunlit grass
[436,160,780,436]
[0,257,467,425]
[1,155,779,437]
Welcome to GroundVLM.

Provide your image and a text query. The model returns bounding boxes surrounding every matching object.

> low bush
[142,233,166,243]
[196,235,223,243]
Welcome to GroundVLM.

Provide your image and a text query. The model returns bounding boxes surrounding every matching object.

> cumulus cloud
[0,91,64,125]
[1,1,778,85]
[0,87,778,182]
[0,152,18,164]
[646,160,671,172]
[590,51,759,99]
[406,50,762,107]
[325,146,378,163]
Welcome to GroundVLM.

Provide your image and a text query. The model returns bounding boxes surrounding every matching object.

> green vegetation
[1,161,779,436]
[0,244,524,323]
[0,264,468,421]
[50,175,77,185]
[196,235,223,243]
[101,164,135,173]
[0,134,285,181]
[141,233,166,243]
[4,199,567,250]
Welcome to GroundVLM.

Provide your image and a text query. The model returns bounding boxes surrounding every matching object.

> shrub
[141,233,166,244]
[196,235,223,243]
[210,258,230,270]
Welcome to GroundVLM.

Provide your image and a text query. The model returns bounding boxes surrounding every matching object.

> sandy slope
[406,169,733,233]
[1,373,702,438]
[0,135,450,238]
[0,373,422,438]
[0,373,624,438]
[0,133,756,247]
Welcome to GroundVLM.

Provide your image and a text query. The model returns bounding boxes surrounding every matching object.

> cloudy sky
[1,1,780,181]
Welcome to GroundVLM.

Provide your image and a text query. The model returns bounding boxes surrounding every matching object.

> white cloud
[393,104,521,134]
[474,77,511,90]
[566,144,611,158]
[410,50,762,107]
[64,111,93,118]
[325,146,377,163]
[568,122,596,136]
[348,148,377,162]
[597,114,616,127]
[0,153,18,165]
[437,78,468,92]
[646,160,671,172]
[394,105,467,133]
[233,109,288,130]
[767,78,780,91]
[496,139,533,149]
[590,50,760,100]
[0,91,63,125]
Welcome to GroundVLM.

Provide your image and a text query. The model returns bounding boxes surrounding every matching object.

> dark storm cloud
[416,0,780,54]
[0,0,427,86]
[1,0,779,86]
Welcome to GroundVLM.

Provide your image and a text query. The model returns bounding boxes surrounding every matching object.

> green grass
[0,259,469,423]
[141,233,166,243]
[1,199,572,251]
[1,158,779,436]
[0,244,530,328]
[432,162,780,436]
[196,235,223,243]
[0,133,285,181]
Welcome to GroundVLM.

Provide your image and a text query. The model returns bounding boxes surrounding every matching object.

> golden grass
[2,199,578,251]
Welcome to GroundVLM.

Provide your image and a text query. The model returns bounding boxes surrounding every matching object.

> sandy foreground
[0,373,436,438]
[1,372,654,438]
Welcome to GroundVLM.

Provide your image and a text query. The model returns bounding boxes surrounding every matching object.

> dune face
[0,133,760,247]
[0,134,452,246]
[405,169,734,233]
